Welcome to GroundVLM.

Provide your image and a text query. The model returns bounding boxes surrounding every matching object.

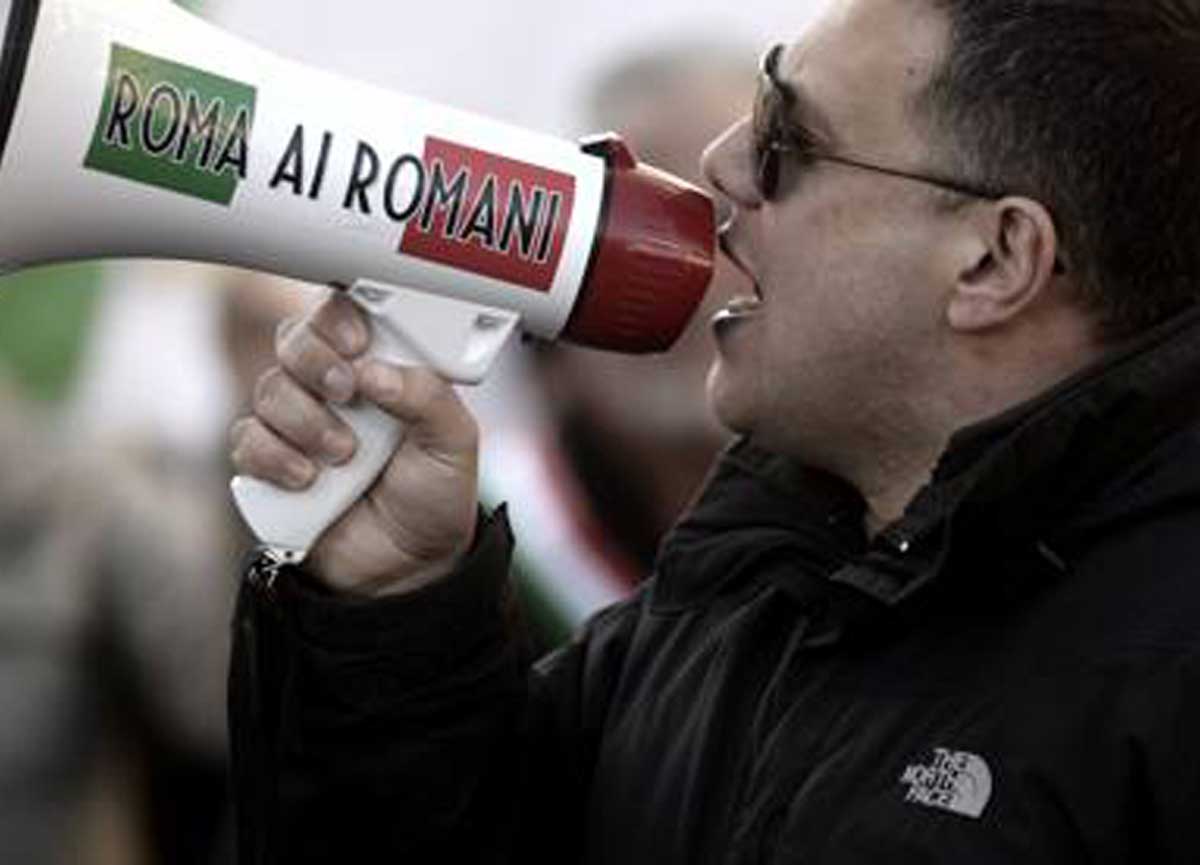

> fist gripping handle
[230,280,520,562]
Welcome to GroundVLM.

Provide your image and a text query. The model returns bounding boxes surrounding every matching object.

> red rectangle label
[398,137,576,292]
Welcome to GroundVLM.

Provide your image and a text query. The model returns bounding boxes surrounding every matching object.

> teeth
[724,295,764,314]
[711,295,763,335]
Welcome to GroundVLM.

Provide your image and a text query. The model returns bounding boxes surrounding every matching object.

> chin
[706,362,755,436]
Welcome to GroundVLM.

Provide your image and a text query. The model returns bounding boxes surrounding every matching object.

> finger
[229,416,318,490]
[310,289,370,358]
[357,362,478,464]
[275,290,373,403]
[252,366,358,465]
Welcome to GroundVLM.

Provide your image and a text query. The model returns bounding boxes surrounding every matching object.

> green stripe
[0,263,104,403]
[84,44,256,206]
[512,553,576,650]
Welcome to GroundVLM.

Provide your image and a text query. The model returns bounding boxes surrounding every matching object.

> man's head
[703,0,1200,504]
[922,0,1200,341]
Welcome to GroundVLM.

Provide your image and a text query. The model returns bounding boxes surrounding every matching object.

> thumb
[356,360,478,465]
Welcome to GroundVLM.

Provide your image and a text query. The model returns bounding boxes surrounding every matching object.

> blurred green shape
[0,263,104,403]
[514,558,575,650]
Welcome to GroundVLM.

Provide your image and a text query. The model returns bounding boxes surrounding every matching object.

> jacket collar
[833,301,1200,607]
[652,441,865,613]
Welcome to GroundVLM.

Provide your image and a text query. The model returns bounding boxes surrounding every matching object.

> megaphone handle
[230,309,421,560]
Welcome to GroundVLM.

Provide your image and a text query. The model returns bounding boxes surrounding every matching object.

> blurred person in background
[497,41,754,645]
[0,263,311,865]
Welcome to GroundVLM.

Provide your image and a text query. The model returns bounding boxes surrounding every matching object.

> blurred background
[0,0,822,862]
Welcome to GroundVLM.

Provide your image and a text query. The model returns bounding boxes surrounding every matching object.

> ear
[946,197,1060,333]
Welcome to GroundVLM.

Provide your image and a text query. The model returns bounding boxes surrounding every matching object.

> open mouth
[711,229,764,334]
[711,291,764,336]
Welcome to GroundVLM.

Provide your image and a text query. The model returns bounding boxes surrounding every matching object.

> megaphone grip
[230,400,405,560]
[230,301,421,560]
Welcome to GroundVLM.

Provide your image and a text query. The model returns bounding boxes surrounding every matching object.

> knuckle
[413,365,449,396]
[276,319,315,370]
[231,421,312,486]
[229,420,265,473]
[278,324,342,395]
[252,366,286,416]
[273,315,301,354]
[228,416,254,450]
[253,371,325,449]
[296,338,333,383]
[405,370,443,415]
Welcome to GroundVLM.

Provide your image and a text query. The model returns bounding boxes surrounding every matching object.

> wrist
[360,547,470,598]
[241,506,516,678]
[309,509,482,599]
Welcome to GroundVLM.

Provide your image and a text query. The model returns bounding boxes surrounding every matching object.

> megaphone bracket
[346,279,521,385]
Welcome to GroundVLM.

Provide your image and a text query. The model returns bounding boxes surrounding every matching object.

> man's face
[703,0,959,466]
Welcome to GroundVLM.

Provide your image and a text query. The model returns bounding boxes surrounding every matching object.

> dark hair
[919,0,1200,340]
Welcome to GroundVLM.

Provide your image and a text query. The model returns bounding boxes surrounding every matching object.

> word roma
[88,43,568,278]
[269,125,566,265]
[100,70,251,178]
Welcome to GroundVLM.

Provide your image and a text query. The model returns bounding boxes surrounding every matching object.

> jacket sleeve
[228,505,642,865]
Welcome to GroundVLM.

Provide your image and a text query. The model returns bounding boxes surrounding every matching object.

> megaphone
[0,0,715,561]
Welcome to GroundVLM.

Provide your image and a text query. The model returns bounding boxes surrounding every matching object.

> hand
[230,289,479,597]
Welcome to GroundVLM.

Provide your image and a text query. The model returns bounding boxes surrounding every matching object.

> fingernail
[324,365,355,402]
[321,430,355,464]
[286,459,315,489]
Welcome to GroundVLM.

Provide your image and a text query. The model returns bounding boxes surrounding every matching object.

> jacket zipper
[239,547,292,865]
[247,546,294,599]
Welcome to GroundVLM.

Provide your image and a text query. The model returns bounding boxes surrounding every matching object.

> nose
[700,116,764,214]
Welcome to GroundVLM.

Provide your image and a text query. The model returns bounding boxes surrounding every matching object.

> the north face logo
[900,748,993,819]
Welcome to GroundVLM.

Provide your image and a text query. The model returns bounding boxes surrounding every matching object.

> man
[229,0,1200,862]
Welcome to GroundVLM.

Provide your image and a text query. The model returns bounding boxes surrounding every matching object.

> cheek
[767,204,945,348]
[750,239,943,427]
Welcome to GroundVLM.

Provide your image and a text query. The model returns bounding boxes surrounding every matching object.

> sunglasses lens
[752,72,776,197]
[752,45,790,199]
[757,143,778,199]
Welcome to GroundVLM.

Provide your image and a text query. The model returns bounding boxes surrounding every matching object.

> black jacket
[231,307,1200,864]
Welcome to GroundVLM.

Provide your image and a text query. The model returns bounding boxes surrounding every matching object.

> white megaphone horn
[0,0,715,562]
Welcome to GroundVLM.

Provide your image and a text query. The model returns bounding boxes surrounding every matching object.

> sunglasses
[752,43,1004,202]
